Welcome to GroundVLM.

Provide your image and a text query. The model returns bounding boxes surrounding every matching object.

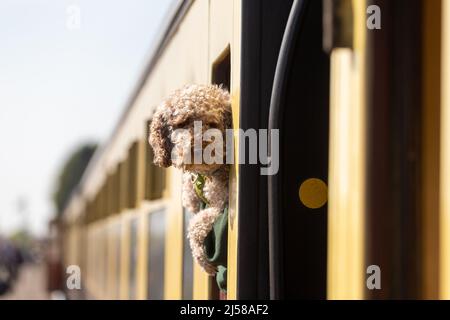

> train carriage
[61,0,450,300]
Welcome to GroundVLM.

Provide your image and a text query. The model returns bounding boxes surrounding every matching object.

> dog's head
[149,84,231,173]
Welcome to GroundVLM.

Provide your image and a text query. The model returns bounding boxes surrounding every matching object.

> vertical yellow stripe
[164,168,184,299]
[440,0,450,300]
[327,0,366,300]
[225,0,241,301]
[193,265,212,299]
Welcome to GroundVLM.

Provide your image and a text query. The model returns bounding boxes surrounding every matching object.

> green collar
[191,173,210,205]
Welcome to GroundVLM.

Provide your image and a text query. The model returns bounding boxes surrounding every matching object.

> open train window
[92,193,99,222]
[212,46,231,91]
[112,165,120,214]
[147,209,166,299]
[98,184,106,219]
[182,209,194,299]
[119,160,129,211]
[145,120,166,200]
[106,173,114,216]
[128,142,139,208]
[86,200,93,224]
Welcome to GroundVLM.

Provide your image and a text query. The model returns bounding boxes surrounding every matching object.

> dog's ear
[149,110,173,168]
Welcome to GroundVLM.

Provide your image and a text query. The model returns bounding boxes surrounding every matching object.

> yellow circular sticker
[299,178,328,209]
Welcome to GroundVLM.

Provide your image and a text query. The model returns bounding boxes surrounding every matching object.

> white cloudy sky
[0,0,173,236]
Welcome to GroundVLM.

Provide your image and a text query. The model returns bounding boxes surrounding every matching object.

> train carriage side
[61,0,242,300]
[59,0,450,301]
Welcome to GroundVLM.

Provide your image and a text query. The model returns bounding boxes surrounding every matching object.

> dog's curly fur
[149,84,231,275]
[149,84,231,169]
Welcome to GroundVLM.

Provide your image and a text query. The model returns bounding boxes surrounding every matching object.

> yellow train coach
[61,0,450,300]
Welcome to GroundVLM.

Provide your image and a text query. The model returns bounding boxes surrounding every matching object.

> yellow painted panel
[422,0,442,300]
[225,0,241,301]
[327,0,366,300]
[440,0,450,300]
[209,0,233,64]
[164,168,184,299]
[193,264,212,299]
[208,0,240,299]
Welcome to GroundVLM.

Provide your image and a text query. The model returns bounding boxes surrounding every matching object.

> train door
[238,0,294,300]
[268,0,330,299]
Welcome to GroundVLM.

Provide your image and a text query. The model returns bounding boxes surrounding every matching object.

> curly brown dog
[149,84,231,275]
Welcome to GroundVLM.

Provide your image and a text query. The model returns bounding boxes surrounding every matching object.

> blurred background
[0,0,172,299]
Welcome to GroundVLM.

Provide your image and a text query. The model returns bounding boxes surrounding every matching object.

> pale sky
[0,0,173,236]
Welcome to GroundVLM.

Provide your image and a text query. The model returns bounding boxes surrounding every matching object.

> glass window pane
[115,223,121,299]
[129,218,138,299]
[147,209,165,299]
[182,209,194,299]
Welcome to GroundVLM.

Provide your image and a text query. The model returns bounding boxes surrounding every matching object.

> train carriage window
[129,217,138,300]
[145,120,166,200]
[99,185,105,219]
[113,166,120,214]
[147,209,166,300]
[94,231,99,293]
[128,142,139,208]
[115,222,121,299]
[93,193,100,222]
[182,209,194,299]
[106,174,113,216]
[212,46,231,91]
[119,160,129,211]
[102,227,108,297]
